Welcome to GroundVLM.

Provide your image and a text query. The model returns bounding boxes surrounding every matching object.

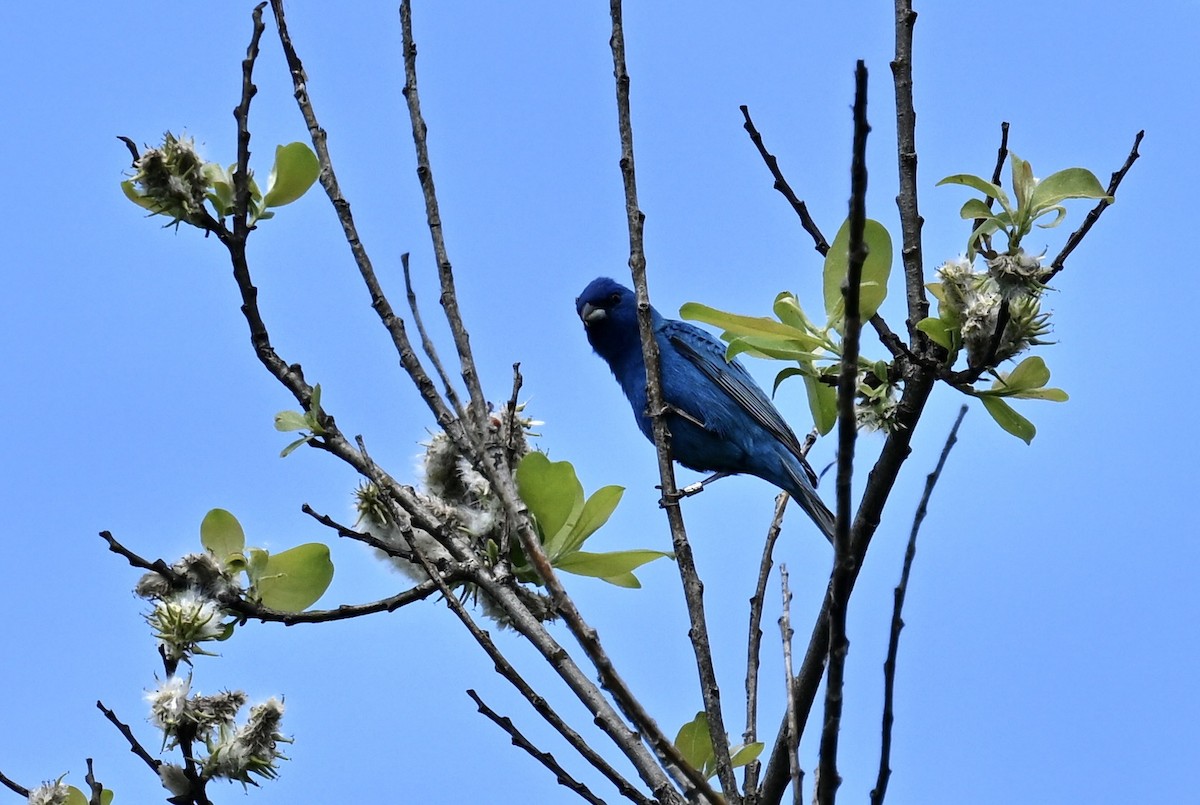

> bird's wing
[663,320,817,486]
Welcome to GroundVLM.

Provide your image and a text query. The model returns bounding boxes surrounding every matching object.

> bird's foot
[655,482,706,508]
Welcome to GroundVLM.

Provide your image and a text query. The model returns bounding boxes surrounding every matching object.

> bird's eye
[607,292,621,306]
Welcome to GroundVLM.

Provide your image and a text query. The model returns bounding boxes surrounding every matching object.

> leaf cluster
[200,508,334,613]
[122,136,319,228]
[515,453,671,588]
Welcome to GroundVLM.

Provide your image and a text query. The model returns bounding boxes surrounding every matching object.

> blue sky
[2,2,1196,803]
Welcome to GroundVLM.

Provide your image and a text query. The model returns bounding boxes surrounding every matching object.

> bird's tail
[783,463,837,544]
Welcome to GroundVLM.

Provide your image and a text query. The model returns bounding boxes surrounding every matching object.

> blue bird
[576,277,835,542]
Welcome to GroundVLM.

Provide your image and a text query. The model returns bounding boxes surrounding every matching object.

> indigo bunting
[576,277,835,542]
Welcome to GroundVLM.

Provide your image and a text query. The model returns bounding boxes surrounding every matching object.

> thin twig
[889,0,927,345]
[740,105,829,256]
[817,60,871,805]
[1044,129,1144,282]
[0,769,29,798]
[467,690,610,805]
[84,758,103,805]
[610,1,736,801]
[779,565,803,805]
[399,0,490,439]
[972,122,1010,230]
[739,105,905,362]
[402,251,468,421]
[871,405,967,805]
[97,701,161,773]
[743,491,790,802]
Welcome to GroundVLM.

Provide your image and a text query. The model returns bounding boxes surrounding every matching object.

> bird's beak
[579,302,606,327]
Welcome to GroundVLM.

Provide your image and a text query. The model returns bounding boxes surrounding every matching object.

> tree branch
[398,0,491,438]
[96,700,161,774]
[402,251,468,421]
[889,0,927,345]
[779,565,804,805]
[743,491,791,802]
[0,769,29,798]
[739,105,905,362]
[609,1,737,801]
[1044,129,1144,282]
[817,60,871,805]
[871,405,967,805]
[467,689,612,805]
[759,372,938,803]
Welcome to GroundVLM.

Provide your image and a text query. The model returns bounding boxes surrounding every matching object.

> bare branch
[96,701,161,774]
[973,121,1010,229]
[467,690,611,805]
[402,251,468,421]
[609,1,736,801]
[0,769,29,798]
[739,106,905,362]
[743,491,791,801]
[889,0,927,345]
[740,105,830,256]
[871,405,968,805]
[1044,129,1144,282]
[817,60,871,805]
[399,0,490,438]
[779,565,803,805]
[84,758,103,805]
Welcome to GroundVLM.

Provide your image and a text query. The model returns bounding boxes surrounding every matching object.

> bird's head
[576,277,642,363]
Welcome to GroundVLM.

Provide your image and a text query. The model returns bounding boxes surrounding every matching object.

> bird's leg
[658,471,732,507]
[680,471,732,497]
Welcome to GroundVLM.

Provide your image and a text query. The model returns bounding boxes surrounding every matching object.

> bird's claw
[654,482,706,508]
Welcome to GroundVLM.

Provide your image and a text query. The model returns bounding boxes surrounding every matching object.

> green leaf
[516,453,584,549]
[1033,204,1068,230]
[279,435,312,458]
[937,173,1013,216]
[725,335,824,363]
[729,741,765,769]
[274,410,310,432]
[101,788,114,805]
[916,317,953,350]
[554,549,672,588]
[773,292,817,331]
[64,787,88,805]
[1028,167,1112,211]
[674,713,716,772]
[556,485,624,557]
[1010,152,1036,212]
[804,372,838,435]
[254,543,335,612]
[980,396,1036,444]
[263,143,320,208]
[202,162,234,216]
[823,218,892,323]
[958,197,996,221]
[1001,355,1050,391]
[1008,387,1068,402]
[247,547,269,581]
[772,366,808,395]
[120,179,160,212]
[201,509,246,564]
[679,302,804,341]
